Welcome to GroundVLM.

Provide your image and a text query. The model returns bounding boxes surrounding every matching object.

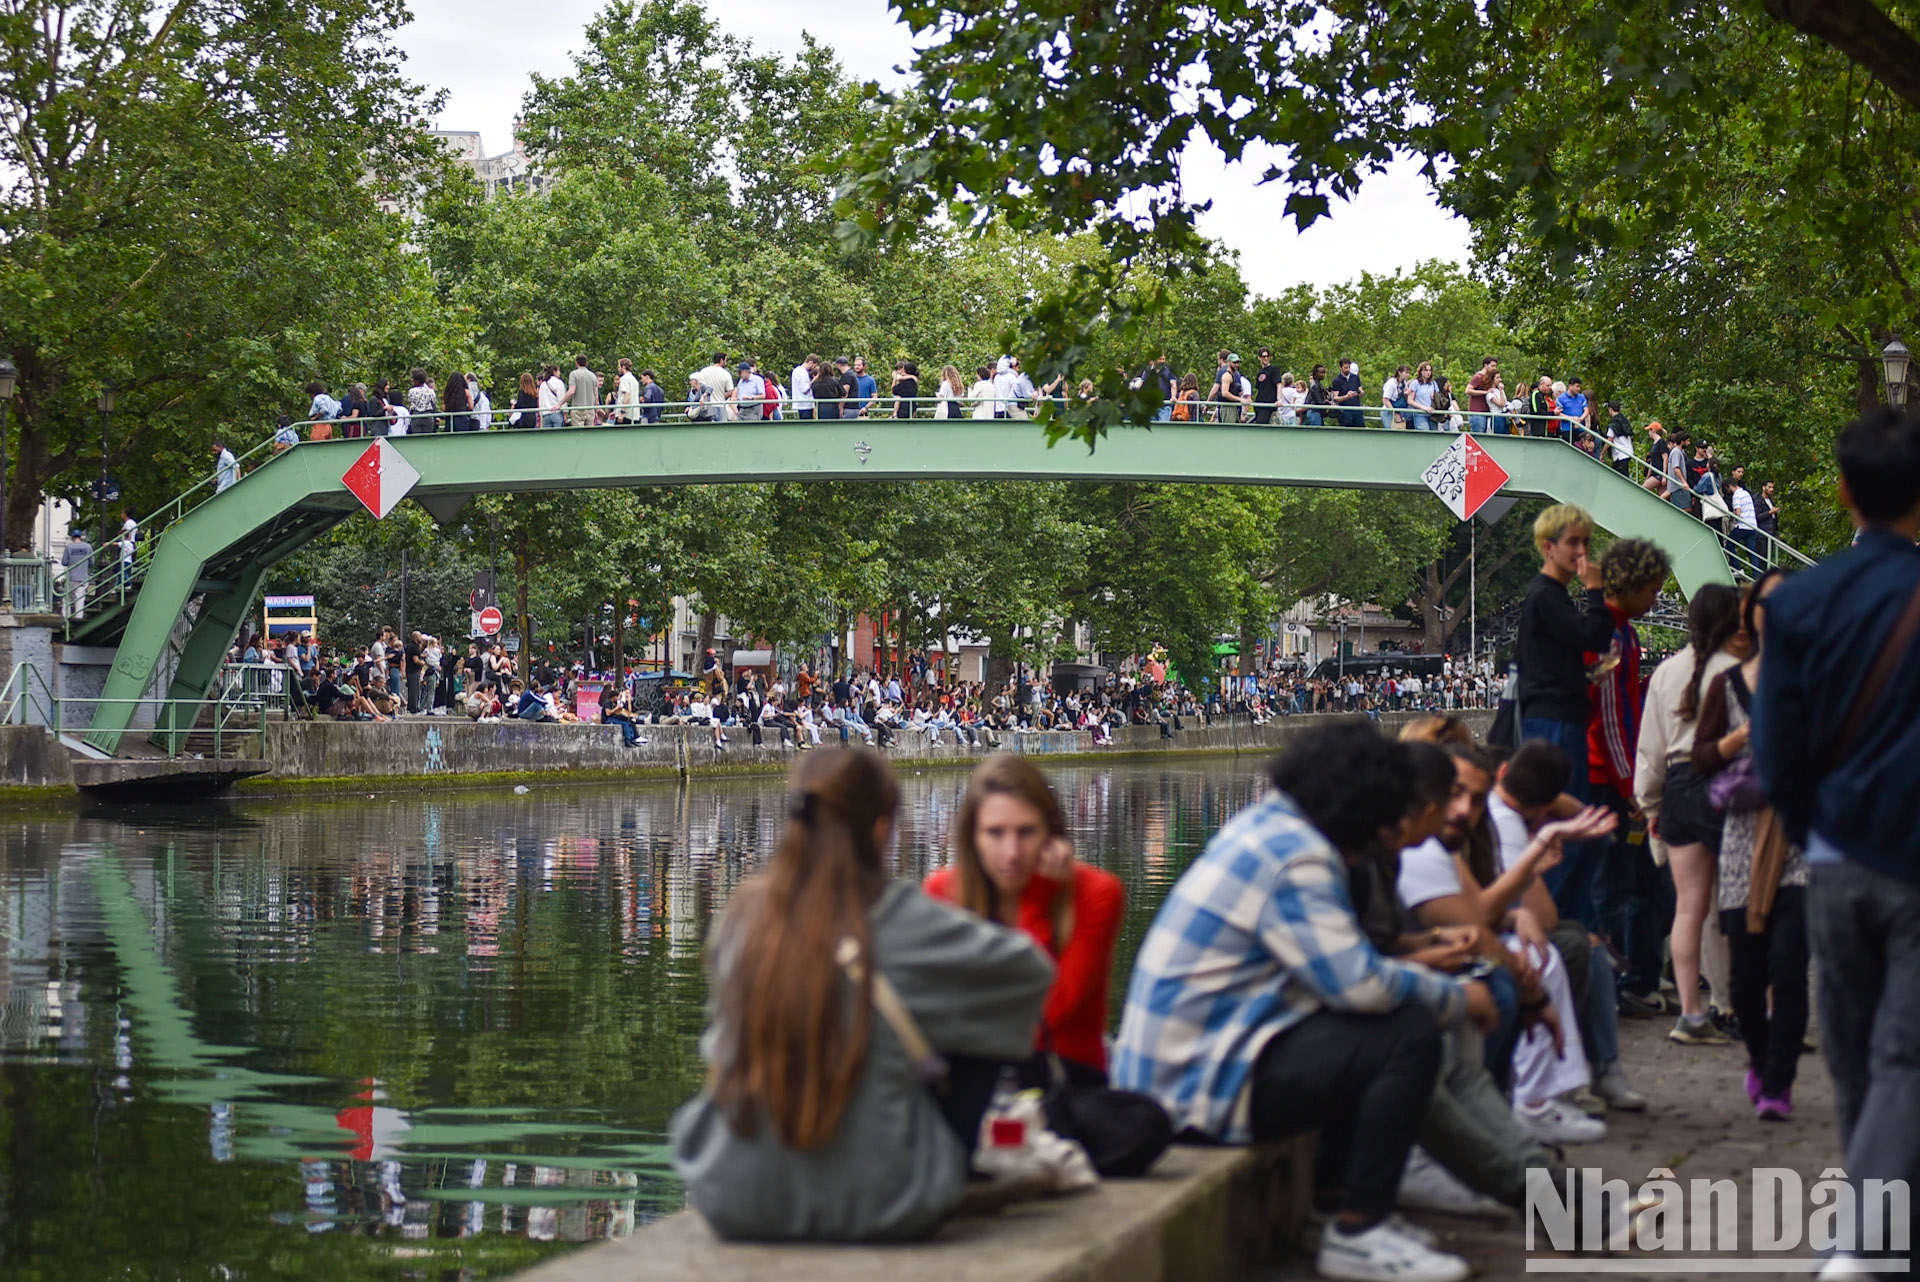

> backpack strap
[1821,575,1920,773]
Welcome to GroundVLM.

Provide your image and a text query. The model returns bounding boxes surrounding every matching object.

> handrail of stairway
[0,661,55,727]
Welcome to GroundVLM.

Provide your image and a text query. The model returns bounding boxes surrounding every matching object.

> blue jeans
[1520,715,1598,920]
[614,717,640,745]
[1305,410,1324,426]
[1809,858,1920,1255]
[1154,405,1172,422]
[796,408,814,419]
[1408,411,1433,431]
[1469,413,1488,433]
[541,411,563,429]
[1338,409,1363,428]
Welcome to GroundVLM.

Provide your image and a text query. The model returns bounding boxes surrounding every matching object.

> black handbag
[1028,1043,1172,1178]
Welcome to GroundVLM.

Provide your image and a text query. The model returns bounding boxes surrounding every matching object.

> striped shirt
[1110,792,1468,1143]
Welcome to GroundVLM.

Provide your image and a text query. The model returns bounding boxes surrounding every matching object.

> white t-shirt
[691,364,734,405]
[617,371,642,417]
[790,364,815,411]
[538,377,565,414]
[969,379,998,419]
[1488,792,1532,874]
[1396,837,1464,910]
[1278,385,1305,423]
[1609,422,1633,461]
[1382,376,1403,404]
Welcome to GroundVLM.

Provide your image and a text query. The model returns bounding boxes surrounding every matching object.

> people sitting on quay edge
[1112,722,1497,1282]
[671,748,1054,1242]
[925,754,1173,1177]
[1368,737,1559,1221]
[1392,734,1624,1148]
[604,686,645,746]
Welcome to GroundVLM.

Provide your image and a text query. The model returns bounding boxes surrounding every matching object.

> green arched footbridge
[81,422,1736,752]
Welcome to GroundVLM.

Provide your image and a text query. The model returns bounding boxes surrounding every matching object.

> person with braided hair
[672,748,1052,1242]
[1634,584,1745,1046]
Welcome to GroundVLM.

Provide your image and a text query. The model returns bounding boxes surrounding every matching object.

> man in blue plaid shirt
[1112,723,1497,1282]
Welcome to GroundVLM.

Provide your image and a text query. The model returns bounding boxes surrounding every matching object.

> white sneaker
[1317,1218,1470,1282]
[1514,1098,1608,1144]
[1397,1147,1514,1220]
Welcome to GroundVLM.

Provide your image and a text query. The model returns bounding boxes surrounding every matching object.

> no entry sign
[478,606,504,636]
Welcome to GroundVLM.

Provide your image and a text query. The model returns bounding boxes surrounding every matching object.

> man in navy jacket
[1755,407,1920,1267]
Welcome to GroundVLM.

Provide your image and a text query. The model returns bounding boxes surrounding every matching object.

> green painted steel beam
[83,424,1733,752]
[147,562,270,755]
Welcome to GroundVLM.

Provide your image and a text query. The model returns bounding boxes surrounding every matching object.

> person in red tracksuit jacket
[1583,538,1673,1007]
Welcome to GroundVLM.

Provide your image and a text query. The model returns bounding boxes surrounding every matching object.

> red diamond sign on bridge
[1422,432,1511,522]
[341,439,421,520]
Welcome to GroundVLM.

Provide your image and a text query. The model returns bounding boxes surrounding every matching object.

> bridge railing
[68,396,1811,632]
[0,658,277,758]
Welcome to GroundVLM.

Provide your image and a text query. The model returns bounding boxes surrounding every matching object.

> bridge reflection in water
[0,760,1264,1279]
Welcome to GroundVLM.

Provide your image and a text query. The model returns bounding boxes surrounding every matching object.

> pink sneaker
[1756,1090,1793,1121]
[1745,1068,1763,1106]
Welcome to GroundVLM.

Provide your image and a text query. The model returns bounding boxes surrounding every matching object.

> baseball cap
[835,355,850,366]
[1226,352,1240,363]
[738,361,753,371]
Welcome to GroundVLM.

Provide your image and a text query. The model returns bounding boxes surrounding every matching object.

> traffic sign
[478,606,503,636]
[1422,433,1511,522]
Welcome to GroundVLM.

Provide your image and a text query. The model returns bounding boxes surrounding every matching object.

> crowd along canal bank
[0,711,1495,801]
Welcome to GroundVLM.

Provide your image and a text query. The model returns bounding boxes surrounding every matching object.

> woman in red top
[924,754,1125,1078]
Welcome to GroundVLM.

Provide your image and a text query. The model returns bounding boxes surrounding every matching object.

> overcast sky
[398,0,1471,297]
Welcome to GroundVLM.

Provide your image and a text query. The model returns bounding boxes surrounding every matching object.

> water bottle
[985,1066,1027,1152]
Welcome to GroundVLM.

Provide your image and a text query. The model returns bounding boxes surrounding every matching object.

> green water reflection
[0,761,1265,1280]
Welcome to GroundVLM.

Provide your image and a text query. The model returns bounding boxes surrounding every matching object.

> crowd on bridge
[224,350,1781,560]
[657,406,1920,1282]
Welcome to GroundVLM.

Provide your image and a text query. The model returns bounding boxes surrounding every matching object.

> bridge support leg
[84,537,208,754]
[148,565,268,757]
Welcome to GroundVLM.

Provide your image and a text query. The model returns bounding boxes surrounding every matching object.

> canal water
[0,760,1268,1281]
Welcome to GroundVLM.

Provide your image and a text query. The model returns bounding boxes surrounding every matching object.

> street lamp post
[1883,338,1911,408]
[96,386,115,546]
[0,358,16,559]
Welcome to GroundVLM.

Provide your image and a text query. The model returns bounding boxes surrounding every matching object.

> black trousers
[1721,885,1809,1098]
[1248,1005,1442,1221]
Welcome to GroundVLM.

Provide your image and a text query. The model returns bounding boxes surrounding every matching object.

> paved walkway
[1267,1010,1845,1279]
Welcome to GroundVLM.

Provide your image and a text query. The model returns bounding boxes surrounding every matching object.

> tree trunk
[513,530,532,652]
[611,601,624,681]
[696,608,717,668]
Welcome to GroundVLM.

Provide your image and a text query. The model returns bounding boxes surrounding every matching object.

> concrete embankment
[0,709,1494,799]
[512,1141,1313,1282]
[242,709,1491,796]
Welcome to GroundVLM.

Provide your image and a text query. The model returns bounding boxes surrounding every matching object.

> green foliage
[844,0,1920,456]
[0,0,461,536]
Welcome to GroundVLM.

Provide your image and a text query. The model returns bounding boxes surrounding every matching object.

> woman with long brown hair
[925,754,1171,1176]
[1635,583,1744,1046]
[672,748,1052,1241]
